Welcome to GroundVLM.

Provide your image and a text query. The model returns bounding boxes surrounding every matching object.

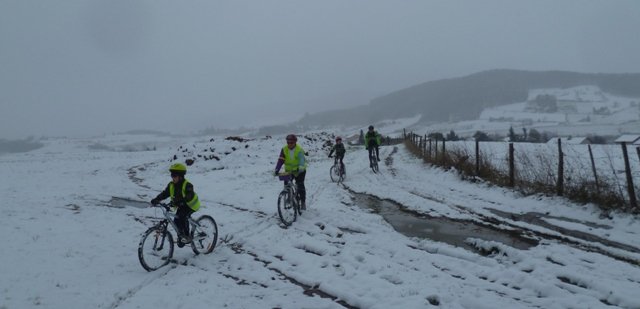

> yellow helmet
[169,163,187,175]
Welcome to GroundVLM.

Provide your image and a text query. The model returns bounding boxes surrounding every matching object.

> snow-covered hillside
[1,132,640,308]
[396,86,640,139]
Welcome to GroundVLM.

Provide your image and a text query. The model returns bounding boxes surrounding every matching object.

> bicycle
[329,155,345,183]
[138,202,218,271]
[368,147,379,173]
[276,172,302,226]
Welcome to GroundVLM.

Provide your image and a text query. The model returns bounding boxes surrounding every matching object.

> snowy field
[1,132,640,309]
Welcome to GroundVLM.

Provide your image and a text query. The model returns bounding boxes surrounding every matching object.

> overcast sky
[1,0,639,139]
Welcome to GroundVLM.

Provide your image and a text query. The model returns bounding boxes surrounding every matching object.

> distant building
[614,134,640,145]
[546,136,591,145]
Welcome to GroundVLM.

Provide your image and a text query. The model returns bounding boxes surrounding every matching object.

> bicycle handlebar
[150,202,172,211]
[276,172,294,181]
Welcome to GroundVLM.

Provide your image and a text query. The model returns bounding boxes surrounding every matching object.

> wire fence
[403,129,640,213]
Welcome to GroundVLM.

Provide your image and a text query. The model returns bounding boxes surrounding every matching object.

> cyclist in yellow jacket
[274,134,308,209]
[151,163,201,246]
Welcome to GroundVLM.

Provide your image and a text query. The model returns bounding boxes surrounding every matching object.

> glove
[150,198,159,205]
[328,155,332,158]
[274,170,279,176]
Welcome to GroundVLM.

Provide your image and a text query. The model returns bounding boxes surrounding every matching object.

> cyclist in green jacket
[364,125,381,163]
[151,163,201,247]
[328,136,346,175]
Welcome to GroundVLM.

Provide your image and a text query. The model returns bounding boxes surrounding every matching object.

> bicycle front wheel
[330,165,340,182]
[191,215,218,255]
[370,156,379,173]
[277,190,297,226]
[138,225,174,271]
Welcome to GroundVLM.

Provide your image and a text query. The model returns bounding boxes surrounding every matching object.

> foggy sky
[1,0,639,139]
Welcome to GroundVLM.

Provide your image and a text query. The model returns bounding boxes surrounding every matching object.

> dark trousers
[174,206,194,237]
[335,155,345,172]
[286,170,306,203]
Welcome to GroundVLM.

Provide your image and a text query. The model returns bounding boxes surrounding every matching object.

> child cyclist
[328,136,346,175]
[150,163,200,247]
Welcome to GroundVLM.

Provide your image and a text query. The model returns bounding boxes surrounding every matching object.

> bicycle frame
[152,203,199,237]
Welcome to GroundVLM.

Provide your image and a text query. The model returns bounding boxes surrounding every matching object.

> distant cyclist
[150,163,201,247]
[328,136,346,175]
[274,134,308,209]
[364,125,381,163]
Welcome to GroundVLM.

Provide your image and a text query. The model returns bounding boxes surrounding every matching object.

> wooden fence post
[621,142,637,209]
[434,137,438,163]
[509,143,515,187]
[442,139,446,166]
[588,144,600,194]
[557,138,564,196]
[423,135,427,158]
[475,139,480,176]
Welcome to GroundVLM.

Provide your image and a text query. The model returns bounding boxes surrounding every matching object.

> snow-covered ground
[1,132,640,309]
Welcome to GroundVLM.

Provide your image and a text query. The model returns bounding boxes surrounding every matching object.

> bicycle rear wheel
[138,225,174,271]
[277,190,297,226]
[191,215,218,255]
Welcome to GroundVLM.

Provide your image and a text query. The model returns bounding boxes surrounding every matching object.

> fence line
[403,130,639,212]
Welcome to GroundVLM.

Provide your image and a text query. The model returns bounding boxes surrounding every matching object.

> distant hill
[297,69,640,126]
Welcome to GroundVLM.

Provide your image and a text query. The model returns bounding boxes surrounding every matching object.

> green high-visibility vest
[169,179,200,211]
[282,144,307,172]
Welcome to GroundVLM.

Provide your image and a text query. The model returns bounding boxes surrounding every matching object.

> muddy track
[353,145,640,266]
[127,163,155,190]
[383,146,399,176]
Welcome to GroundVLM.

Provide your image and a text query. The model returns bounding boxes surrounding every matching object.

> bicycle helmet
[286,134,297,142]
[169,163,187,176]
[368,125,374,130]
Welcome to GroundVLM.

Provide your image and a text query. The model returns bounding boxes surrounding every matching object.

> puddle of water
[353,193,536,251]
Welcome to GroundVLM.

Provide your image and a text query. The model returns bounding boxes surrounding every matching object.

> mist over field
[2,1,640,139]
